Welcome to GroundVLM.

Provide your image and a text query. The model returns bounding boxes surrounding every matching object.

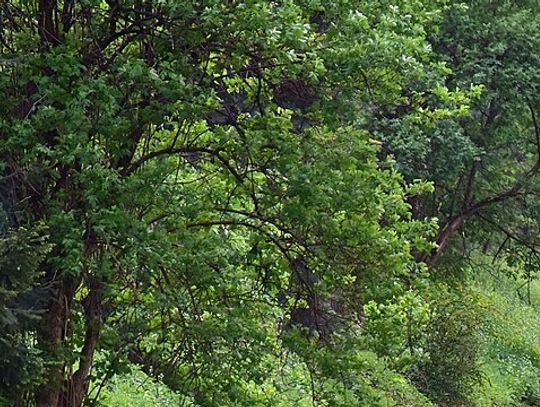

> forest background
[2,1,540,406]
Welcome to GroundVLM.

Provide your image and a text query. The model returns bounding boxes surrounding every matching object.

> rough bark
[36,276,78,407]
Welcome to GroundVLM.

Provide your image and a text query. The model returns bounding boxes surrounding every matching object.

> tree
[380,0,540,267]
[0,1,458,405]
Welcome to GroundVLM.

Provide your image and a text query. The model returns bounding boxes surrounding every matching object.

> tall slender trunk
[66,283,104,407]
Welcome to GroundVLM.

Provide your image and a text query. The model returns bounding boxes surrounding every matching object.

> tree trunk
[36,278,104,407]
[65,283,104,407]
[419,214,469,267]
[431,215,467,265]
[39,0,60,46]
[36,276,78,407]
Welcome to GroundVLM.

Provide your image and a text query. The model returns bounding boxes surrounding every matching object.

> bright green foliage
[96,350,436,407]
[95,368,189,407]
[363,287,431,371]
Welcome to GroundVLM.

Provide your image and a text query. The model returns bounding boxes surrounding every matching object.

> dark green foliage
[413,287,486,406]
[0,223,50,404]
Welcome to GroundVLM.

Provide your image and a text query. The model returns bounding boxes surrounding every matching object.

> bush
[412,286,486,406]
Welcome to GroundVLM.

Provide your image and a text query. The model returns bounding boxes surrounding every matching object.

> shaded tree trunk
[36,278,104,407]
[36,276,78,407]
[39,0,60,46]
[427,215,467,266]
[67,283,104,407]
